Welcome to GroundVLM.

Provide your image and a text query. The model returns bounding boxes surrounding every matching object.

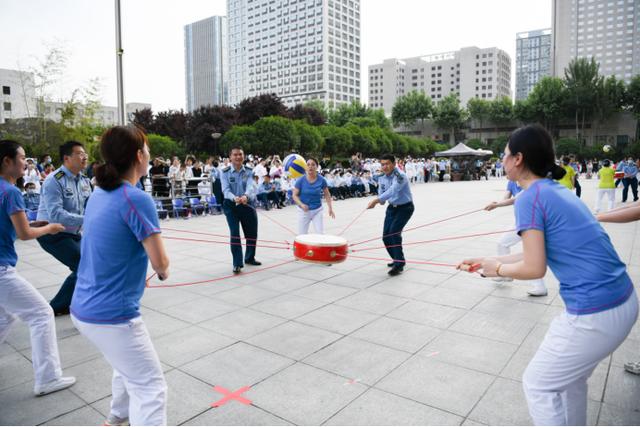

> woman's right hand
[156,270,170,281]
[46,223,65,235]
[484,201,498,211]
[300,203,309,212]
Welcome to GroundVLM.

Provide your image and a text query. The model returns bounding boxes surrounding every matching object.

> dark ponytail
[507,125,566,181]
[94,126,147,191]
[0,140,22,174]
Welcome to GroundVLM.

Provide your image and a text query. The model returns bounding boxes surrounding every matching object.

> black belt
[390,201,413,208]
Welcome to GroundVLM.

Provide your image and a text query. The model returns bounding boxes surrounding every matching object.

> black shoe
[233,266,242,274]
[245,259,262,266]
[53,307,70,316]
[388,266,404,276]
[387,262,395,267]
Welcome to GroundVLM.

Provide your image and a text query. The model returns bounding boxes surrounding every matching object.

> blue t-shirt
[71,182,161,324]
[507,180,522,197]
[515,179,633,315]
[295,175,327,210]
[0,178,25,267]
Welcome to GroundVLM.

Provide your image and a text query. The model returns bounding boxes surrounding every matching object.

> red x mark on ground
[211,385,252,407]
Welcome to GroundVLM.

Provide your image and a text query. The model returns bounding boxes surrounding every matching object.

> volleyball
[283,153,307,178]
[603,145,612,153]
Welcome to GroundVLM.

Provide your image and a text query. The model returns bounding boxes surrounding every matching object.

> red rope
[348,254,458,268]
[338,208,367,236]
[163,235,291,250]
[146,259,298,288]
[349,208,485,247]
[161,227,289,246]
[351,229,514,253]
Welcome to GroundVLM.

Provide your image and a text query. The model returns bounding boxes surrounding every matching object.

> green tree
[555,138,581,157]
[513,99,535,125]
[526,77,567,135]
[466,98,490,140]
[319,125,352,157]
[391,90,433,128]
[627,75,640,141]
[219,125,258,154]
[488,96,513,133]
[147,134,182,158]
[345,124,377,156]
[254,116,298,155]
[465,138,484,149]
[433,94,468,145]
[293,120,322,155]
[564,57,600,143]
[593,75,626,143]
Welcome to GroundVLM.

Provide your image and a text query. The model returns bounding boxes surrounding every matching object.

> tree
[345,124,377,156]
[391,90,433,128]
[526,77,566,135]
[488,96,513,134]
[147,134,182,158]
[153,110,189,143]
[555,138,581,157]
[219,125,258,155]
[564,57,600,144]
[185,105,238,154]
[513,99,535,125]
[319,125,352,157]
[253,116,298,155]
[327,100,391,129]
[132,108,155,133]
[489,136,509,156]
[465,139,484,149]
[627,75,640,141]
[592,75,626,144]
[466,98,490,140]
[293,120,322,155]
[433,94,467,144]
[237,93,288,125]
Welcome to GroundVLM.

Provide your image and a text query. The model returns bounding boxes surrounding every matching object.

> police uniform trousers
[383,202,414,267]
[37,233,81,313]
[222,200,258,268]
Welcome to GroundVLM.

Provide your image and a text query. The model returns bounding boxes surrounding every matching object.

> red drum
[293,234,348,264]
[614,171,625,179]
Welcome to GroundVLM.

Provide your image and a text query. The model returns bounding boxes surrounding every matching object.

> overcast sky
[0,0,551,112]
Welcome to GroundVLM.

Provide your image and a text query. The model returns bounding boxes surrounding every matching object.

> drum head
[295,233,347,247]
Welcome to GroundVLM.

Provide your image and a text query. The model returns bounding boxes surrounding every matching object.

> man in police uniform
[367,154,414,276]
[37,141,91,315]
[220,146,261,274]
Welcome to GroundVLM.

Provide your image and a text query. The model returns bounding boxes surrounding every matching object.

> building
[227,0,361,108]
[368,46,512,115]
[515,29,552,100]
[42,101,152,126]
[184,16,229,111]
[552,0,639,82]
[0,68,36,124]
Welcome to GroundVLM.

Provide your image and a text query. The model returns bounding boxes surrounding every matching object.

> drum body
[614,171,625,179]
[293,234,348,264]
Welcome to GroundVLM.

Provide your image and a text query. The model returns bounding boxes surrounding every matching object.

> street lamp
[211,132,222,139]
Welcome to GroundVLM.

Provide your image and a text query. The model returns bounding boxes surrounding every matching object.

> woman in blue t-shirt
[292,157,335,235]
[0,140,76,397]
[70,127,170,426]
[459,125,638,426]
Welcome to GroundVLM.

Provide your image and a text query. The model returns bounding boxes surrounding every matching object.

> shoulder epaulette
[222,166,231,172]
[244,166,253,171]
[54,171,65,180]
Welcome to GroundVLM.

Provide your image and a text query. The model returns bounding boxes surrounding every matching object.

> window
[3,102,11,111]
[2,86,9,95]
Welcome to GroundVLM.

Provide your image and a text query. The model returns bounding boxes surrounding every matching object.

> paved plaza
[1,177,640,426]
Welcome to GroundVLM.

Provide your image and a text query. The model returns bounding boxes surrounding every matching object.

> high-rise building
[368,47,512,115]
[185,16,228,111]
[227,0,361,107]
[0,68,36,124]
[515,29,552,100]
[552,0,639,82]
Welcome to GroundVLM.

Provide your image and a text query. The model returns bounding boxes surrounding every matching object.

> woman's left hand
[480,258,500,277]
[328,209,335,219]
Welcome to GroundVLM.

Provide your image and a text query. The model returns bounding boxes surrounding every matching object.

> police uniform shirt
[37,165,92,234]
[220,165,258,202]
[376,167,412,206]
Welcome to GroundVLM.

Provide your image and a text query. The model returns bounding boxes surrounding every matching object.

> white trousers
[497,231,546,289]
[297,206,324,235]
[523,291,638,425]
[72,315,167,426]
[594,189,615,213]
[0,265,62,386]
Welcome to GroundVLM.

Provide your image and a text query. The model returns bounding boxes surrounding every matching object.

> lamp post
[115,0,125,125]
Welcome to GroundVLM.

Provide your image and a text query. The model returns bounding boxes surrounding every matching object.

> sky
[0,0,552,112]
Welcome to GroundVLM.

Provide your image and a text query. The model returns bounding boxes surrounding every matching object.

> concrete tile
[139,309,191,339]
[397,269,453,286]
[291,282,358,303]
[247,321,342,360]
[0,381,85,425]
[376,356,495,416]
[368,278,435,299]
[250,294,327,319]
[153,326,236,367]
[325,388,463,425]
[351,316,441,353]
[468,377,532,425]
[0,352,34,391]
[287,265,342,282]
[199,308,287,340]
[183,405,293,425]
[449,311,537,345]
[296,304,379,335]
[611,337,639,368]
[253,274,317,293]
[45,405,105,426]
[64,356,113,404]
[414,286,488,309]
[418,331,518,375]
[334,290,409,315]
[181,342,294,390]
[387,300,466,329]
[245,363,367,425]
[304,336,410,385]
[324,270,386,289]
[603,366,640,411]
[164,297,240,324]
[165,369,218,426]
[472,296,548,321]
[214,285,282,307]
[141,287,200,310]
[598,402,640,425]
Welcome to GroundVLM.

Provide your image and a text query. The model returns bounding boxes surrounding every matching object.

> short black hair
[508,125,566,180]
[229,146,244,154]
[59,141,84,160]
[380,154,395,163]
[603,159,611,167]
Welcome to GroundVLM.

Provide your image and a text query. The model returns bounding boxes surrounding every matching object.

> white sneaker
[492,277,513,283]
[104,414,130,426]
[34,376,76,396]
[527,284,548,297]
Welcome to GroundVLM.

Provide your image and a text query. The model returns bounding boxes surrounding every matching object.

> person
[621,157,639,203]
[556,156,575,191]
[24,159,41,192]
[292,158,335,235]
[257,175,280,210]
[594,159,616,213]
[36,141,91,316]
[484,179,548,296]
[23,182,40,212]
[149,157,169,198]
[367,154,414,276]
[70,126,169,426]
[220,146,260,274]
[458,124,638,426]
[570,157,582,198]
[0,140,76,396]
